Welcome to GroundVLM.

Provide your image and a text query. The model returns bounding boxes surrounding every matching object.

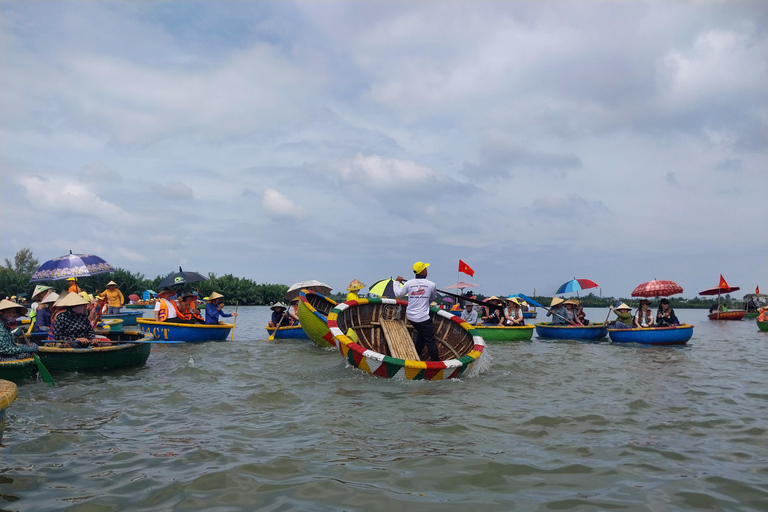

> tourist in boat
[288,297,301,326]
[154,288,185,322]
[178,292,204,324]
[268,302,292,328]
[66,277,82,294]
[345,279,366,301]
[0,299,40,357]
[88,295,104,328]
[101,281,124,314]
[757,307,768,322]
[562,300,581,324]
[655,298,680,326]
[481,297,504,325]
[607,303,634,329]
[205,292,237,324]
[573,300,590,325]
[394,261,440,361]
[503,297,525,326]
[634,300,654,328]
[52,292,97,347]
[461,303,479,325]
[45,292,65,341]
[546,297,569,325]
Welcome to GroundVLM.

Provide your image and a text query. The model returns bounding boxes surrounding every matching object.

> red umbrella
[699,285,740,296]
[631,280,683,298]
[129,294,140,301]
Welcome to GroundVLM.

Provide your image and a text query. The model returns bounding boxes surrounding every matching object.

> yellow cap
[66,277,76,281]
[412,261,430,274]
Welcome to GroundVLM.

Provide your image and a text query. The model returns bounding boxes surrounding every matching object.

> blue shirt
[205,303,232,324]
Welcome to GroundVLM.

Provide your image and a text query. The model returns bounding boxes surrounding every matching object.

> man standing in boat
[394,261,439,361]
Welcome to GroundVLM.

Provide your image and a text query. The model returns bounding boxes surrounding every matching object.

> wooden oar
[230,302,239,341]
[268,313,286,341]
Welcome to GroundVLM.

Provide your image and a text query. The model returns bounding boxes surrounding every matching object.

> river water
[1,307,766,511]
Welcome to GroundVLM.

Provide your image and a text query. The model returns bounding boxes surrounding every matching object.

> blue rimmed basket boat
[607,324,694,345]
[37,329,153,372]
[328,298,486,381]
[535,322,608,341]
[136,318,233,342]
[101,311,143,326]
[264,325,309,340]
[471,325,534,342]
[297,289,338,348]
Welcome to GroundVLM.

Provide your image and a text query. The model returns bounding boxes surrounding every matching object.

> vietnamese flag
[458,259,475,277]
[719,274,729,289]
[757,286,761,294]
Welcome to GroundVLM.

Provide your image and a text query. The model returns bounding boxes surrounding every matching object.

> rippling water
[2,307,766,511]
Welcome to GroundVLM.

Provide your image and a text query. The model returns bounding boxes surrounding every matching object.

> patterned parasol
[30,252,114,282]
[631,280,684,298]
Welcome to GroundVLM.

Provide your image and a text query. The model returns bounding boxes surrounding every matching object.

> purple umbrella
[30,251,114,282]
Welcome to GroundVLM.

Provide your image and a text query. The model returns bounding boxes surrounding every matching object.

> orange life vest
[157,298,188,322]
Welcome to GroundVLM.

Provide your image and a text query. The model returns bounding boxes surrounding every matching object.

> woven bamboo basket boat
[297,289,338,347]
[607,324,694,345]
[707,310,746,320]
[757,321,768,332]
[97,319,124,331]
[101,311,143,325]
[0,379,18,445]
[0,357,36,383]
[471,325,534,342]
[136,318,233,342]
[37,329,152,372]
[264,325,309,339]
[534,322,608,341]
[328,298,486,381]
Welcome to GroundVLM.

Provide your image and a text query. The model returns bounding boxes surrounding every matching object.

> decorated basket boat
[264,325,309,340]
[707,310,746,321]
[328,298,486,381]
[297,289,338,347]
[0,356,37,383]
[607,324,694,345]
[757,321,768,332]
[0,380,18,445]
[97,318,123,331]
[471,325,534,342]
[101,311,143,326]
[37,329,153,372]
[534,322,608,341]
[522,310,537,319]
[136,318,233,342]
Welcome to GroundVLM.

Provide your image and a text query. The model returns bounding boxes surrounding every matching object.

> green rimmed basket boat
[0,380,18,445]
[328,298,486,381]
[0,357,36,383]
[37,329,152,372]
[297,289,338,348]
[757,321,768,332]
[470,325,534,342]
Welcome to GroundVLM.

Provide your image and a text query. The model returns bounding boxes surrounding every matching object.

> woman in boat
[503,297,525,326]
[88,295,104,328]
[268,302,291,328]
[345,279,366,302]
[562,300,581,324]
[481,297,504,325]
[634,300,654,328]
[289,297,301,326]
[546,297,569,325]
[0,299,39,358]
[607,303,634,329]
[655,298,679,327]
[573,300,590,325]
[51,292,98,348]
[205,292,237,324]
[154,288,187,323]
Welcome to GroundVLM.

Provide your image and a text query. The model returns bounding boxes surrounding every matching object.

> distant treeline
[0,248,287,306]
[447,292,725,309]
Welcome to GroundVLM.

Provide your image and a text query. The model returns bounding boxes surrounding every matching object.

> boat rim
[136,318,233,329]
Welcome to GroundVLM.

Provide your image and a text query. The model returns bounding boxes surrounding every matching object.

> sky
[1,1,766,299]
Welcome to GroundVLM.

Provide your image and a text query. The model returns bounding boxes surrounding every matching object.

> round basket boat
[136,318,233,342]
[708,310,746,320]
[0,379,19,445]
[534,322,608,341]
[38,329,153,372]
[757,321,768,332]
[471,325,534,342]
[101,311,143,326]
[97,319,124,332]
[328,298,486,381]
[297,289,338,348]
[264,325,309,340]
[0,356,37,383]
[607,324,694,345]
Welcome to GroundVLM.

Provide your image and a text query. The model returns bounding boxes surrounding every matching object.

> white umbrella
[285,280,332,301]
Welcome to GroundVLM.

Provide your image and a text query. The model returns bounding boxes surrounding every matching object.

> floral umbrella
[30,251,114,282]
[631,280,684,298]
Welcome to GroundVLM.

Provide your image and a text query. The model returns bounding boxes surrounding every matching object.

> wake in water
[465,347,492,378]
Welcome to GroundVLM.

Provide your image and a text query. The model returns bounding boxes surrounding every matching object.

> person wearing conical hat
[100,281,125,315]
[0,299,40,357]
[205,292,237,325]
[346,279,366,302]
[52,292,97,347]
[481,296,504,325]
[607,303,633,329]
[268,302,290,328]
[503,297,525,326]
[546,297,570,325]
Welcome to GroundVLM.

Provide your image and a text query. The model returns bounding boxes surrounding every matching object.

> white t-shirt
[154,298,178,319]
[394,278,436,323]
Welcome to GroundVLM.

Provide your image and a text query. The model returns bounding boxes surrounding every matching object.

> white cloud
[333,154,437,189]
[262,189,304,219]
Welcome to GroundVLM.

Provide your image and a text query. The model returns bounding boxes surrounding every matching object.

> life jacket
[157,298,188,322]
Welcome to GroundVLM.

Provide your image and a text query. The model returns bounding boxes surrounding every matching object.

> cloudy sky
[1,1,766,299]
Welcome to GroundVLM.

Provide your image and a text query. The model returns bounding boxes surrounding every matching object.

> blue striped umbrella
[30,252,114,282]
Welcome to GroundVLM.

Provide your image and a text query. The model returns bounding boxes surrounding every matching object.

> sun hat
[412,261,430,274]
[270,302,287,311]
[80,291,91,301]
[31,285,53,300]
[550,297,565,307]
[66,277,76,281]
[158,288,175,296]
[486,296,502,303]
[209,292,224,301]
[563,299,578,306]
[346,279,366,292]
[615,303,632,311]
[430,301,438,306]
[506,297,521,305]
[107,281,118,287]
[0,299,27,317]
[41,292,60,305]
[55,292,89,308]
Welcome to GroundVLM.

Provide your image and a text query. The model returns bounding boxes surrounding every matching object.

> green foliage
[0,248,39,297]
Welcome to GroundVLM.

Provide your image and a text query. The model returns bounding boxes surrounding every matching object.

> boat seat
[379,319,421,361]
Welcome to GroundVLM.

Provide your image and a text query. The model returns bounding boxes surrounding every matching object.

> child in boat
[634,300,654,328]
[345,279,366,302]
[607,303,633,329]
[656,298,679,326]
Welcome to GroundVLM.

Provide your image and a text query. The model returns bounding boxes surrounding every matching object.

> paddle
[32,354,55,387]
[604,300,623,324]
[268,312,287,341]
[230,302,239,341]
